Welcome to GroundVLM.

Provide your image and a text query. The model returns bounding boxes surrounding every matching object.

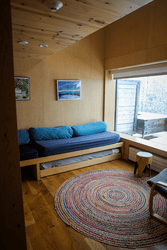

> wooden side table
[134,151,153,178]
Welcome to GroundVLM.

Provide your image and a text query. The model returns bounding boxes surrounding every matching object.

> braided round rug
[54,170,167,248]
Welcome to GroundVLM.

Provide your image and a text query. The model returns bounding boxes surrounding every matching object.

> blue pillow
[72,121,107,136]
[18,130,30,145]
[29,126,73,141]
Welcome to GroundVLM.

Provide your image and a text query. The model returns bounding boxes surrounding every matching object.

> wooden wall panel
[14,57,45,129]
[105,0,167,70]
[104,71,115,131]
[105,4,149,61]
[147,0,167,49]
[105,51,147,71]
[0,1,26,249]
[43,29,105,127]
[15,28,105,129]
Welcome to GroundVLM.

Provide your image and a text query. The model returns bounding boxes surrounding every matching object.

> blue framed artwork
[57,80,81,100]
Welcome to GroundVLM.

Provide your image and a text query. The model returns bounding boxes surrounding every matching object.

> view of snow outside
[129,75,167,142]
[131,75,167,116]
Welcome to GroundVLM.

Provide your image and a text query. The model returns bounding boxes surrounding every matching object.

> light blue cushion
[72,121,107,137]
[29,126,73,141]
[18,130,30,145]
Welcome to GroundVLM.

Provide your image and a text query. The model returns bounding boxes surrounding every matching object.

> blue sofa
[18,129,39,161]
[19,122,123,180]
[18,121,120,161]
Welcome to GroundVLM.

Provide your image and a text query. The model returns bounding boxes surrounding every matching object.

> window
[115,75,167,145]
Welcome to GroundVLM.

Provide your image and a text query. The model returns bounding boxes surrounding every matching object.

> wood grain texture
[22,159,167,250]
[14,57,45,129]
[120,133,167,158]
[105,0,167,70]
[129,146,167,173]
[20,142,123,167]
[104,71,115,131]
[137,117,167,137]
[136,152,153,177]
[40,153,122,178]
[20,142,123,179]
[105,4,150,60]
[15,28,105,130]
[149,181,167,225]
[23,201,36,227]
[10,0,153,60]
[0,1,27,249]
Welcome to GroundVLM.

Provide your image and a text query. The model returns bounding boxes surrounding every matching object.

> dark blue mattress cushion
[19,144,39,161]
[34,131,120,157]
[147,169,167,197]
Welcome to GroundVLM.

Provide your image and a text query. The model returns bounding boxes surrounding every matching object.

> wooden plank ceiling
[11,0,153,60]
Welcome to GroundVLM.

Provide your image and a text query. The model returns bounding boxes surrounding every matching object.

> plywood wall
[104,72,115,131]
[105,0,167,70]
[14,28,105,129]
[0,1,26,249]
[15,0,167,130]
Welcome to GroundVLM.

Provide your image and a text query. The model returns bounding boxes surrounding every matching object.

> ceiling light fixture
[18,41,28,45]
[39,44,48,47]
[44,0,63,12]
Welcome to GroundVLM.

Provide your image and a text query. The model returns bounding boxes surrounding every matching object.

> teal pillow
[72,121,107,137]
[18,130,30,145]
[29,126,73,141]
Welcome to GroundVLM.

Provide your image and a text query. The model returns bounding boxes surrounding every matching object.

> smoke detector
[44,0,63,12]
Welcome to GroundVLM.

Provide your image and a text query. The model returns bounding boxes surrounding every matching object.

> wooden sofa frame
[20,142,124,180]
[149,181,167,225]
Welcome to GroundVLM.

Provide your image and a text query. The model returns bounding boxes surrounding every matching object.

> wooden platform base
[20,142,124,180]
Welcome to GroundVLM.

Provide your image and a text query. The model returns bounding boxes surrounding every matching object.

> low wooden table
[134,151,153,178]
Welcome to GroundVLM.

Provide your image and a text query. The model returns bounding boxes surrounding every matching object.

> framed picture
[57,80,81,100]
[15,77,30,100]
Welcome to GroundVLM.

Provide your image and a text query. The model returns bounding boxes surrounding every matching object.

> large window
[115,75,167,144]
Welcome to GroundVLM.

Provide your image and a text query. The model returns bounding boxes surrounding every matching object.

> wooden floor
[21,159,167,250]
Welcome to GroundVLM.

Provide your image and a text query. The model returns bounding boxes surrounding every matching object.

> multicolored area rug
[54,170,167,248]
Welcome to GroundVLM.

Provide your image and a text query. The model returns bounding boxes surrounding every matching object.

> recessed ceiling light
[18,41,28,45]
[39,44,48,48]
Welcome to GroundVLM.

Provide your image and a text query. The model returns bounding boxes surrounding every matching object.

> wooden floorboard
[21,159,167,250]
